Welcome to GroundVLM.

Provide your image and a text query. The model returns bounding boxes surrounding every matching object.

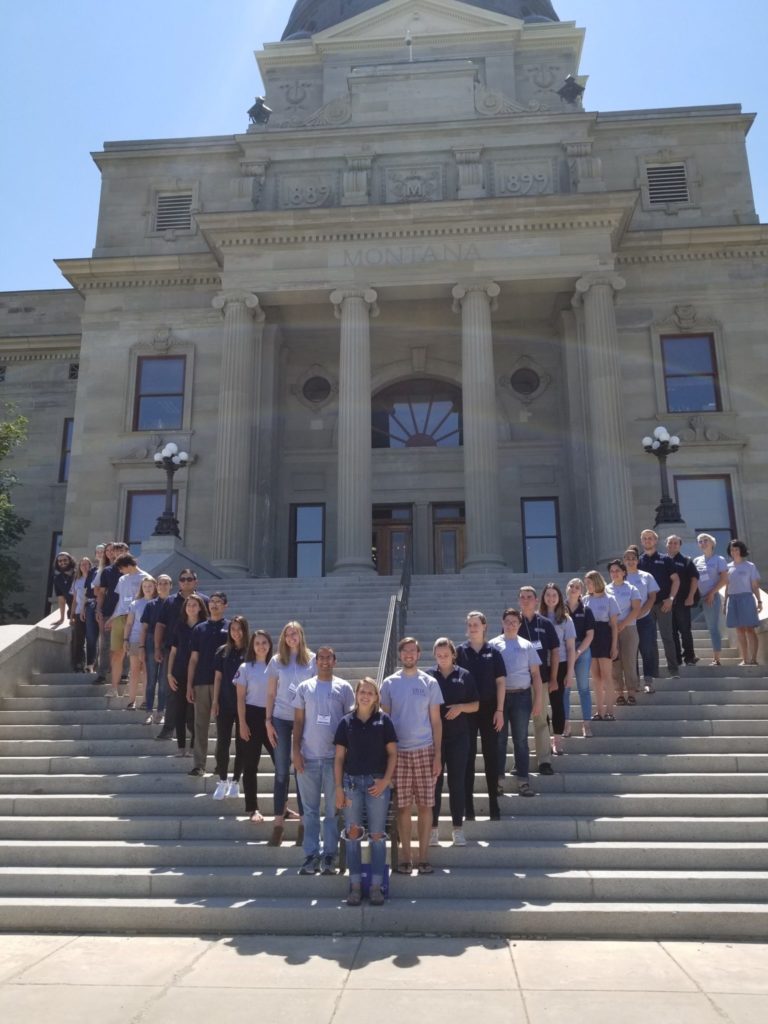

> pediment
[315,0,524,44]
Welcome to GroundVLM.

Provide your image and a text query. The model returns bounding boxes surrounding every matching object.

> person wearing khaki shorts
[606,560,642,705]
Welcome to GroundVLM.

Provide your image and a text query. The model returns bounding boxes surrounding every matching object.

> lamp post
[642,426,683,526]
[152,443,189,537]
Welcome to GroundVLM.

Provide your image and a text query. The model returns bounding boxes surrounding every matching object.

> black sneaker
[187,767,204,777]
[155,730,173,741]
[93,675,106,685]
[320,855,337,875]
[539,762,555,776]
[299,855,320,875]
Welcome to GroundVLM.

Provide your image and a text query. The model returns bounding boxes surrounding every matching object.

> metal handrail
[375,549,413,685]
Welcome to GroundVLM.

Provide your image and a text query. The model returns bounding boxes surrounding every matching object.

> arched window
[372,378,463,449]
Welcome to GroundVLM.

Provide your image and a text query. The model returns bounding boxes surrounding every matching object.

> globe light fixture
[151,445,190,537]
[642,427,684,525]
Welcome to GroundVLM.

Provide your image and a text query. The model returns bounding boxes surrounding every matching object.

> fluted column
[331,288,378,574]
[574,272,634,562]
[452,282,505,570]
[211,291,265,575]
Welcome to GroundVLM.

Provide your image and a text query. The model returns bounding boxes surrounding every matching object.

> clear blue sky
[1,0,765,292]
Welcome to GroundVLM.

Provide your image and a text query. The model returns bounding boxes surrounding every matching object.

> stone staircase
[0,573,766,937]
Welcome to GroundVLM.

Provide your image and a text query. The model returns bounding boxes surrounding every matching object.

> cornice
[55,255,222,293]
[0,334,81,362]
[197,192,636,251]
[618,225,768,266]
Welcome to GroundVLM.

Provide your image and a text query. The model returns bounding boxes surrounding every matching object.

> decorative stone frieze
[474,84,538,116]
[383,165,444,204]
[491,159,557,198]
[279,172,340,209]
[304,95,352,128]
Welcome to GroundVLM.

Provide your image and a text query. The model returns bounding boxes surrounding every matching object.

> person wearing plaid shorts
[380,637,443,874]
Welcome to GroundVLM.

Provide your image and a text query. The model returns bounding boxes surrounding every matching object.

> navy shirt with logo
[98,563,121,618]
[191,618,230,687]
[518,614,560,681]
[668,553,700,604]
[334,710,397,777]
[429,665,479,741]
[214,645,244,715]
[638,551,679,603]
[569,600,596,646]
[158,590,209,650]
[455,641,506,703]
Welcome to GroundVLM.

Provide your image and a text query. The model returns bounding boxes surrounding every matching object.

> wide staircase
[0,573,766,937]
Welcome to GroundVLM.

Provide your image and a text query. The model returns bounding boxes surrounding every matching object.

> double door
[372,504,465,575]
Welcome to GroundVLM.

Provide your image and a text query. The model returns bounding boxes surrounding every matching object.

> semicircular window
[372,378,463,449]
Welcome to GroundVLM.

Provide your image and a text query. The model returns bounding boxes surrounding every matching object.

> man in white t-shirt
[380,637,442,874]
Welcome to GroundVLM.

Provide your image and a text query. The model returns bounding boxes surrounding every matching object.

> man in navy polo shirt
[154,569,208,740]
[639,529,681,678]
[187,592,229,777]
[666,534,700,666]
[500,586,559,777]
[456,611,506,819]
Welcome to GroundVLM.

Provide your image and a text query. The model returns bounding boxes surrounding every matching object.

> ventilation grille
[154,193,193,231]
[647,164,689,205]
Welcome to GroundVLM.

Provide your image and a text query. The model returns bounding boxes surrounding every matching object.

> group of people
[50,528,762,906]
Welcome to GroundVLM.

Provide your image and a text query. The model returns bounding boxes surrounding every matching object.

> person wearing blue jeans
[334,678,397,906]
[293,647,355,876]
[694,534,729,666]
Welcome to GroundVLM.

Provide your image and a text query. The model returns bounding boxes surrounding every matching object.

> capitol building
[2,0,767,616]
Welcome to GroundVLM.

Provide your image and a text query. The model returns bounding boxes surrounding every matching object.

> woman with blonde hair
[694,534,729,665]
[265,621,315,845]
[583,570,620,721]
[334,677,397,906]
[564,579,595,736]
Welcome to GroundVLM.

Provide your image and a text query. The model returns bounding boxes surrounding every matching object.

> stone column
[210,291,265,575]
[452,282,505,570]
[573,272,634,562]
[330,288,378,574]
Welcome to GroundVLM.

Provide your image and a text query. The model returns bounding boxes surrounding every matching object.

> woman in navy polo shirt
[428,638,479,848]
[334,678,397,907]
[565,579,595,736]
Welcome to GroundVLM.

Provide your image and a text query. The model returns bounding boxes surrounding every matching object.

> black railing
[375,550,413,684]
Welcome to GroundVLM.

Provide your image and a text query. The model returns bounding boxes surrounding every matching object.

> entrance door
[372,505,412,576]
[433,504,465,574]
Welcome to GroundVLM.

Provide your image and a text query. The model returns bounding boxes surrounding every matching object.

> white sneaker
[212,780,228,800]
[452,828,467,847]
[227,780,241,799]
[429,827,440,847]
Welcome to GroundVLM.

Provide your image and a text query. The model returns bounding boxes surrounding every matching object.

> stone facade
[1,0,767,616]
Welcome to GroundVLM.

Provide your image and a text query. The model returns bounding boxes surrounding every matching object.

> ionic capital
[451,281,500,314]
[574,272,626,300]
[212,291,265,322]
[330,288,379,319]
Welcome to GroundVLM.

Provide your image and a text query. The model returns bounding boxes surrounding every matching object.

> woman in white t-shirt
[725,540,763,666]
[540,584,576,755]
[606,560,641,705]
[123,577,157,710]
[236,629,276,825]
[694,534,729,666]
[583,571,620,721]
[265,621,316,847]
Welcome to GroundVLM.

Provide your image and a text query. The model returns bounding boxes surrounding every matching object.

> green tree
[0,407,30,623]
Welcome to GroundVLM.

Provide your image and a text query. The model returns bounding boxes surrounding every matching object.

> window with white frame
[674,475,736,555]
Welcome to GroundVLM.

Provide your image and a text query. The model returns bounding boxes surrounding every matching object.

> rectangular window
[59,418,74,483]
[154,192,193,232]
[647,164,689,205]
[661,334,721,413]
[290,504,325,578]
[521,498,562,574]
[133,355,186,431]
[125,490,177,556]
[674,476,736,555]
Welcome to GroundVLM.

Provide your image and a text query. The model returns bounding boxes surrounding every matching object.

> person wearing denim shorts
[292,647,354,876]
[334,677,397,906]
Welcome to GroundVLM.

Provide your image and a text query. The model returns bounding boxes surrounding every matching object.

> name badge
[317,714,331,725]
[288,683,298,692]
[533,641,543,651]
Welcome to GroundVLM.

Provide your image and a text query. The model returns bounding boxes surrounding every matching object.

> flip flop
[249,811,264,824]
[417,861,434,874]
[395,861,413,874]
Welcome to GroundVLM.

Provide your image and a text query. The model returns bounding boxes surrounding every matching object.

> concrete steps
[0,572,767,938]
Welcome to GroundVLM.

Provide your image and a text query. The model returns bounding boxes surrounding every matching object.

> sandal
[591,713,602,721]
[395,861,413,874]
[518,781,535,798]
[582,724,593,737]
[616,695,627,705]
[603,713,616,721]
[267,825,284,847]
[627,695,637,705]
[562,725,572,738]
[417,861,434,874]
[249,810,264,824]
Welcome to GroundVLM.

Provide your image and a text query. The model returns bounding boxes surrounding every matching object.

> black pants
[433,732,470,827]
[215,708,244,783]
[241,705,275,814]
[672,601,696,663]
[465,700,500,819]
[550,662,567,735]
[174,686,194,749]
[70,617,87,671]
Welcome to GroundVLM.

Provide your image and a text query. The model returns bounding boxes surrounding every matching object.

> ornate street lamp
[152,443,189,537]
[642,426,683,526]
